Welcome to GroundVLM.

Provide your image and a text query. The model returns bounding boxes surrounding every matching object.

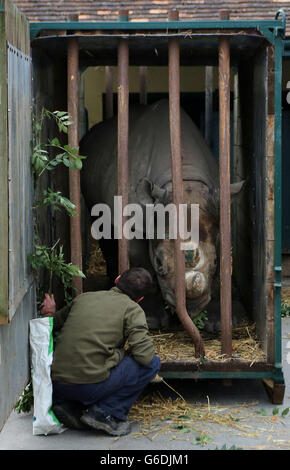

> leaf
[53,111,67,117]
[56,152,66,162]
[50,137,60,146]
[194,434,212,446]
[74,159,82,170]
[179,428,190,433]
[14,382,33,414]
[256,408,267,416]
[272,407,280,416]
[281,407,289,417]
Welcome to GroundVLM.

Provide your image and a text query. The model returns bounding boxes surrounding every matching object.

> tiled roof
[13,1,290,36]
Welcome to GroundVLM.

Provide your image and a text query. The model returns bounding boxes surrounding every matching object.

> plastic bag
[29,316,66,435]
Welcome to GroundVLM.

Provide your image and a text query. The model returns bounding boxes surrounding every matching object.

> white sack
[29,317,66,435]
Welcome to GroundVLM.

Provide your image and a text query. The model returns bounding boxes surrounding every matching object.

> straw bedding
[150,324,265,364]
[86,241,107,276]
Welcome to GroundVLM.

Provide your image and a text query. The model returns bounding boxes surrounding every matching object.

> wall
[0,0,36,431]
[0,286,35,431]
[83,65,235,129]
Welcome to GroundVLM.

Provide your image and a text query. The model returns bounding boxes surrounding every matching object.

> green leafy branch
[29,107,86,304]
[28,242,85,304]
[33,109,72,142]
[31,110,86,179]
[35,188,77,217]
[14,382,33,414]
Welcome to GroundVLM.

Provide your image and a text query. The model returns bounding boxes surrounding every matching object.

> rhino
[80,99,246,332]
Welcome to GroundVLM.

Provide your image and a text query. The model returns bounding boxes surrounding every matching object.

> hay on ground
[128,393,263,439]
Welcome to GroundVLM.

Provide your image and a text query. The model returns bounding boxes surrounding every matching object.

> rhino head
[136,177,244,320]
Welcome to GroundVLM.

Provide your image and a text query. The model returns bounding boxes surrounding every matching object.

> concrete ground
[0,318,289,451]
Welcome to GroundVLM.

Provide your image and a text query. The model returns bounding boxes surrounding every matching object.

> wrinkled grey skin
[80,100,247,331]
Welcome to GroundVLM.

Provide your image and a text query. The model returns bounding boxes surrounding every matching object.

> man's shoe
[80,405,131,436]
[52,402,88,430]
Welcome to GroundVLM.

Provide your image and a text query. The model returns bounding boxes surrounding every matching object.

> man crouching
[40,267,161,436]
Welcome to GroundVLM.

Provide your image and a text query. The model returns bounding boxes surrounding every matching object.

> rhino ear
[230,180,246,196]
[136,177,167,205]
[216,180,246,211]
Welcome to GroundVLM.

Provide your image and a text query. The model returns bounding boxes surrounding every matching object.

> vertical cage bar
[105,65,114,119]
[219,34,232,356]
[117,10,130,274]
[67,36,83,294]
[168,9,204,357]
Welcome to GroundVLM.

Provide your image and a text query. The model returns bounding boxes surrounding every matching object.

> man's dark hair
[117,268,153,301]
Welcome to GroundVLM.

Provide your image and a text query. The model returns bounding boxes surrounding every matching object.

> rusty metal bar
[67,37,83,294]
[67,36,83,295]
[139,66,148,105]
[105,66,114,119]
[168,10,204,357]
[219,9,232,356]
[117,10,130,273]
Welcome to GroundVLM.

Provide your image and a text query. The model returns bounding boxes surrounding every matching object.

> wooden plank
[267,45,275,115]
[7,45,33,320]
[0,0,32,323]
[161,360,274,373]
[265,44,275,364]
[267,113,275,157]
[266,282,275,363]
[0,11,8,324]
[249,46,268,354]
[262,379,285,405]
[4,0,30,55]
[266,241,275,284]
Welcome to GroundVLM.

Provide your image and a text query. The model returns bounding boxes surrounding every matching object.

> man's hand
[40,293,56,317]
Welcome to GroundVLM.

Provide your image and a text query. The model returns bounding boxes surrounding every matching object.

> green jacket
[51,287,155,384]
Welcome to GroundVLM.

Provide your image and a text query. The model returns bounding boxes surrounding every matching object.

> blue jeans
[52,354,161,421]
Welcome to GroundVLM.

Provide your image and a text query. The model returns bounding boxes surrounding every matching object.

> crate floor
[150,324,265,363]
